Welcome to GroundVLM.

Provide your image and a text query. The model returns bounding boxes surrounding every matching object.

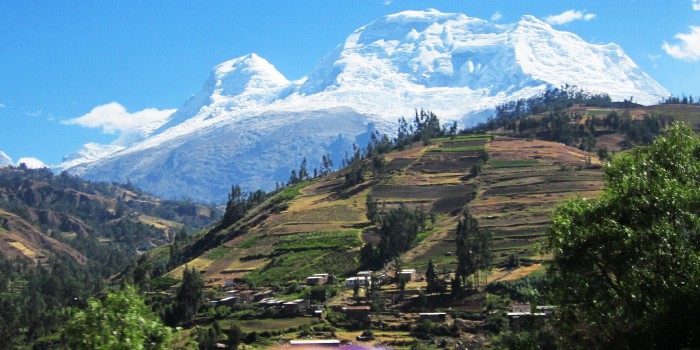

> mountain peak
[0,151,12,167]
[211,53,289,98]
[518,15,549,26]
[383,9,461,22]
[60,10,670,201]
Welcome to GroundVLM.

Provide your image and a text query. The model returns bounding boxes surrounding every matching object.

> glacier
[57,9,670,202]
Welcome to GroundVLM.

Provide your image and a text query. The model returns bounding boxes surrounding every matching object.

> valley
[3,91,700,348]
[1,5,698,349]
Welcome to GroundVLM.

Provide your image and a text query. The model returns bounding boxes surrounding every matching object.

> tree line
[467,87,675,152]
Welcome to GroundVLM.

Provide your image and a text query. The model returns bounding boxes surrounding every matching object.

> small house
[399,269,417,282]
[259,298,284,307]
[306,276,326,286]
[511,303,531,313]
[507,311,547,331]
[237,290,256,303]
[218,296,238,306]
[345,276,371,287]
[282,299,309,315]
[342,305,371,322]
[252,290,273,302]
[289,339,340,347]
[419,312,447,322]
[536,305,556,317]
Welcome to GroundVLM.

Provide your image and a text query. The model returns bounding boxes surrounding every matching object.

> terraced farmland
[470,136,604,263]
[166,134,603,286]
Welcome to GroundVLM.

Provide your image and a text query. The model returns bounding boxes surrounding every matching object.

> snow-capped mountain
[0,151,12,167]
[57,10,669,202]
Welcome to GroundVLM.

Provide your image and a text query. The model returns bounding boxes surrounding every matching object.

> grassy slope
[0,167,214,265]
[168,101,700,286]
[166,133,602,287]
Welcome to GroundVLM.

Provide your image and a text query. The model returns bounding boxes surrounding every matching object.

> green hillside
[127,93,700,348]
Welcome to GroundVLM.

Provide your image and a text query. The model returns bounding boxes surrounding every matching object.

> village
[196,267,553,348]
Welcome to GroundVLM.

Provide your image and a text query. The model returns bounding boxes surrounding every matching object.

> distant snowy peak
[212,53,290,99]
[510,15,668,103]
[60,143,125,170]
[17,157,46,169]
[58,9,671,201]
[300,10,667,103]
[0,151,12,167]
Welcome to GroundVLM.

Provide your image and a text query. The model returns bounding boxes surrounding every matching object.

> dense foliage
[63,286,172,349]
[0,167,214,274]
[454,211,493,294]
[547,123,700,349]
[660,94,699,105]
[220,185,268,229]
[0,255,105,347]
[0,167,215,347]
[173,267,205,326]
[377,204,427,261]
[468,86,673,150]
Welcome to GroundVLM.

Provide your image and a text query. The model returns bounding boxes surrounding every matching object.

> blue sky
[0,0,698,166]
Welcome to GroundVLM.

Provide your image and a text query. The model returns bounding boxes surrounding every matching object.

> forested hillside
[0,166,217,347]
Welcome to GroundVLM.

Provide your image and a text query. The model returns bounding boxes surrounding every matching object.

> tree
[547,123,700,349]
[175,227,188,242]
[344,162,365,186]
[298,158,309,181]
[353,282,361,301]
[449,121,458,139]
[370,151,386,175]
[289,169,299,185]
[454,211,492,291]
[174,267,205,326]
[227,324,242,350]
[366,192,379,223]
[321,153,334,175]
[378,205,426,261]
[395,259,407,300]
[475,222,493,285]
[63,286,172,349]
[359,242,378,270]
[455,213,476,292]
[221,185,245,228]
[425,259,438,294]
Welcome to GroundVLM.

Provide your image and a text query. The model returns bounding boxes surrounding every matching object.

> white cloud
[693,0,700,10]
[545,9,597,25]
[383,0,393,5]
[17,157,46,169]
[648,53,661,68]
[26,110,42,117]
[63,102,175,135]
[491,11,502,22]
[662,25,700,61]
[0,103,5,109]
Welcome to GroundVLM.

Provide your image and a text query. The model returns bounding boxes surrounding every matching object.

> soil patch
[373,184,475,200]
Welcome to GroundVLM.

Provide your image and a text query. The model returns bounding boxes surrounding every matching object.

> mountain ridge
[58,9,669,201]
